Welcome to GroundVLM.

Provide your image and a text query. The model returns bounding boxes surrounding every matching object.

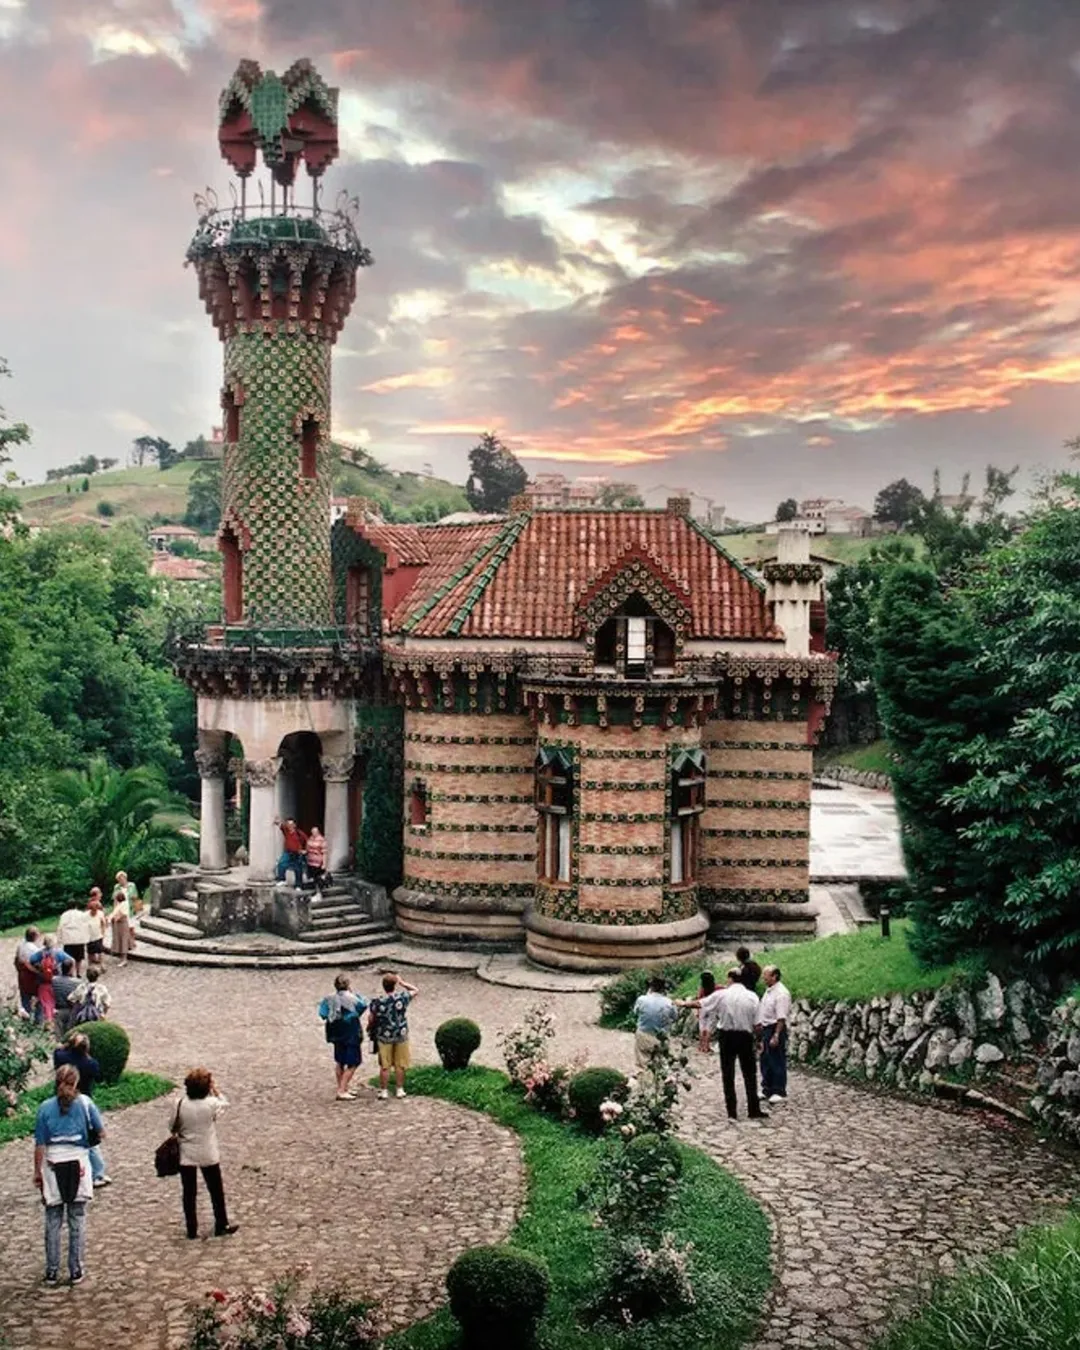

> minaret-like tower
[175,60,376,887]
[187,59,372,627]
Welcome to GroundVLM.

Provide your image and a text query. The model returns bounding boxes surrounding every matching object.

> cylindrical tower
[186,58,372,628]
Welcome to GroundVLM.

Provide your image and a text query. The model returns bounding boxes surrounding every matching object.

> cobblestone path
[2,959,1079,1350]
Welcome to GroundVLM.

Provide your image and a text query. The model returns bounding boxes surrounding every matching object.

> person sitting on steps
[274,817,308,886]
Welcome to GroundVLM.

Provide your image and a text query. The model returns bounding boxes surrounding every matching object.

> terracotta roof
[358,522,431,567]
[150,554,212,581]
[387,510,780,641]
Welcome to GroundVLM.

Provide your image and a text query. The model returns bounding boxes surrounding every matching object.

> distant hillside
[713,530,921,565]
[17,457,470,533]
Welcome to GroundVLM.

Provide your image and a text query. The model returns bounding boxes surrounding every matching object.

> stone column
[321,753,355,875]
[246,757,282,881]
[195,746,230,873]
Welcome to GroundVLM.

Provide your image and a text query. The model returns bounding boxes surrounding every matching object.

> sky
[3,0,1080,519]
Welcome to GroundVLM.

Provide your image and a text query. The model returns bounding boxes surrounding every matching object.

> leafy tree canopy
[775,498,798,522]
[596,483,645,509]
[465,432,527,513]
[826,538,916,696]
[911,466,1018,581]
[873,478,926,528]
[184,458,222,533]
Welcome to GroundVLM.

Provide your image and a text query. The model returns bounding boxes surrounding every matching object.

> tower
[176,60,375,885]
[187,58,372,627]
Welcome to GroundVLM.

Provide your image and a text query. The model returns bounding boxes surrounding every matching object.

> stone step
[129,937,405,970]
[141,914,207,940]
[172,897,199,916]
[132,924,397,962]
[159,906,201,930]
[297,921,389,943]
[308,909,369,928]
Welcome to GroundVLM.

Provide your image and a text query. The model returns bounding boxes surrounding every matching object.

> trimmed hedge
[82,1021,130,1085]
[435,1018,482,1070]
[568,1068,628,1134]
[446,1244,551,1346]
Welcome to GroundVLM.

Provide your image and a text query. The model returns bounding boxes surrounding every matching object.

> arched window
[409,778,428,829]
[221,525,243,623]
[536,749,573,883]
[670,749,705,884]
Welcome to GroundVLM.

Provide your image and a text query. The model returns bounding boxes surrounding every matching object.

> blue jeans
[45,1201,86,1279]
[19,990,43,1024]
[89,1146,106,1182]
[759,1025,788,1099]
[276,851,305,883]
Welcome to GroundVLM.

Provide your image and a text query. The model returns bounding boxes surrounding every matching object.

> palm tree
[51,758,195,892]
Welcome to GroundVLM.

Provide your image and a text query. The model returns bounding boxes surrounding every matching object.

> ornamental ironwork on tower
[186,59,373,630]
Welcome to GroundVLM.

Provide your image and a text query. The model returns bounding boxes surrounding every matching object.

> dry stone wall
[1032,999,1080,1144]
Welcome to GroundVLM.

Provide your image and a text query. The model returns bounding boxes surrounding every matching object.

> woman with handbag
[33,1064,104,1286]
[171,1068,238,1240]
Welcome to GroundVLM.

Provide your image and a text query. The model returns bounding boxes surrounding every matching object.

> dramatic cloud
[3,0,1080,515]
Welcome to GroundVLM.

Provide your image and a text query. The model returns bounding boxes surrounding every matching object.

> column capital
[245,756,281,788]
[321,753,355,784]
[195,748,229,780]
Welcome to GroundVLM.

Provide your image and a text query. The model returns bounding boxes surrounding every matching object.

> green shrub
[446,1245,550,1346]
[82,1021,130,1084]
[589,1131,684,1232]
[598,963,695,1030]
[434,1018,482,1070]
[591,1232,696,1326]
[568,1067,628,1133]
[96,500,115,518]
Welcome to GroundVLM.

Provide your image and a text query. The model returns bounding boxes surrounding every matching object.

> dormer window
[670,749,705,884]
[592,593,678,678]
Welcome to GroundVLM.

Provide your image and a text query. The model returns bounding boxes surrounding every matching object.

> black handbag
[154,1102,182,1178]
[82,1099,101,1149]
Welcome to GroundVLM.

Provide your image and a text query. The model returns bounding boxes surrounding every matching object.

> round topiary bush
[446,1244,550,1346]
[568,1066,629,1133]
[434,1017,482,1070]
[82,1021,130,1085]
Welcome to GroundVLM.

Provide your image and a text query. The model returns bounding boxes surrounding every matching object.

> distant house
[148,524,201,552]
[523,474,639,509]
[150,553,211,582]
[765,499,872,537]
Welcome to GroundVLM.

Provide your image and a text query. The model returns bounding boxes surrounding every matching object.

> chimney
[776,524,811,564]
[666,496,691,518]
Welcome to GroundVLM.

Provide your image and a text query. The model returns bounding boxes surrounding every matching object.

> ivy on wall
[330,519,384,635]
[356,704,403,888]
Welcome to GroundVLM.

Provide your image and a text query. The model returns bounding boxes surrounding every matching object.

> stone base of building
[392,887,528,949]
[524,908,709,973]
[704,901,819,945]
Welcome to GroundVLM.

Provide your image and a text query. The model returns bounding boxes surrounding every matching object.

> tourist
[319,973,367,1100]
[759,965,792,1105]
[305,825,328,891]
[14,926,42,1022]
[70,966,111,1025]
[675,973,725,1053]
[368,972,418,1100]
[52,959,82,1041]
[715,968,767,1123]
[56,904,91,978]
[632,976,677,1070]
[736,946,762,991]
[274,816,308,885]
[33,1064,104,1286]
[29,936,71,1031]
[54,1033,110,1187]
[172,1067,238,1239]
[109,879,133,966]
[85,891,107,969]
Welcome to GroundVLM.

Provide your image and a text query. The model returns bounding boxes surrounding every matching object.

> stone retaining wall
[815,763,892,791]
[788,974,1043,1091]
[1032,999,1080,1144]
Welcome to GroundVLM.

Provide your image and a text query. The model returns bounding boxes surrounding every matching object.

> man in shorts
[56,904,91,977]
[368,972,418,1101]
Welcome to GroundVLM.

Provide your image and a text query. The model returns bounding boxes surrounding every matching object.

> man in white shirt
[715,968,767,1122]
[758,965,792,1105]
[56,906,92,977]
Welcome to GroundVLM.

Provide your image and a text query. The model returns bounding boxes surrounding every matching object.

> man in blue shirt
[632,977,676,1070]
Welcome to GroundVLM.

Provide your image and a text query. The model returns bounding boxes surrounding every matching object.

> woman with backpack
[318,973,367,1100]
[28,936,70,1031]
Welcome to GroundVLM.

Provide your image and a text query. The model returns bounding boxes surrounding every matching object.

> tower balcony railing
[187,186,370,263]
[167,617,380,661]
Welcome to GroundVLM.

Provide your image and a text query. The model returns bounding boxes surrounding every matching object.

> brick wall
[700,718,812,902]
[401,710,536,897]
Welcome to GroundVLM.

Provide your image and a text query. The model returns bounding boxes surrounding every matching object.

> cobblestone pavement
[3,960,1079,1350]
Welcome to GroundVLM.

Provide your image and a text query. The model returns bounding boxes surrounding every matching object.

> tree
[911,466,1018,581]
[0,357,30,466]
[51,758,194,892]
[873,478,926,529]
[465,432,527,513]
[596,483,645,509]
[775,498,798,522]
[826,538,916,695]
[131,435,177,469]
[873,564,1006,964]
[184,459,221,532]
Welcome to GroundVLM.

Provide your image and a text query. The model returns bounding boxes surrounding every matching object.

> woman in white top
[173,1067,237,1239]
[109,873,135,964]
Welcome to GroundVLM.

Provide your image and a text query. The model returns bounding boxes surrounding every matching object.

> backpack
[324,1017,347,1043]
[39,954,56,982]
[72,994,102,1025]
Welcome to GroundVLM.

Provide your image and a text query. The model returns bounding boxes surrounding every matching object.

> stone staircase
[134,880,400,968]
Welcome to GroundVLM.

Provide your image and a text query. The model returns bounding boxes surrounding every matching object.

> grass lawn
[1,914,63,940]
[676,921,975,1003]
[873,1213,1080,1350]
[818,739,894,776]
[0,1071,174,1146]
[387,1065,771,1350]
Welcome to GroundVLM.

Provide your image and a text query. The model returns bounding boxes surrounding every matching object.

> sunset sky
[3,0,1080,517]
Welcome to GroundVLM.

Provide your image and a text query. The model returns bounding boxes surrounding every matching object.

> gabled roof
[378,510,780,641]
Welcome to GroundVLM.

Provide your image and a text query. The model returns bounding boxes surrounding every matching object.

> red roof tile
[388,510,780,641]
[357,522,431,568]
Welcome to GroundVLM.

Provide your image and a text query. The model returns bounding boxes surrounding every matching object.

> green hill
[17,456,469,533]
[714,530,921,565]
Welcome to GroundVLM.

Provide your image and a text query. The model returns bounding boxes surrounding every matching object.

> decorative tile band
[703,740,808,752]
[404,761,531,775]
[710,798,809,811]
[580,811,665,823]
[701,858,809,869]
[404,847,535,862]
[701,886,810,906]
[577,748,669,761]
[431,823,536,834]
[430,792,534,804]
[702,828,810,840]
[405,733,535,746]
[402,879,534,899]
[581,779,667,791]
[710,769,809,781]
[578,844,665,856]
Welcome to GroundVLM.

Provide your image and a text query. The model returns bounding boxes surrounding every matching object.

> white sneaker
[396,1088,407,1099]
[377,1089,388,1100]
[768,1094,787,1105]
